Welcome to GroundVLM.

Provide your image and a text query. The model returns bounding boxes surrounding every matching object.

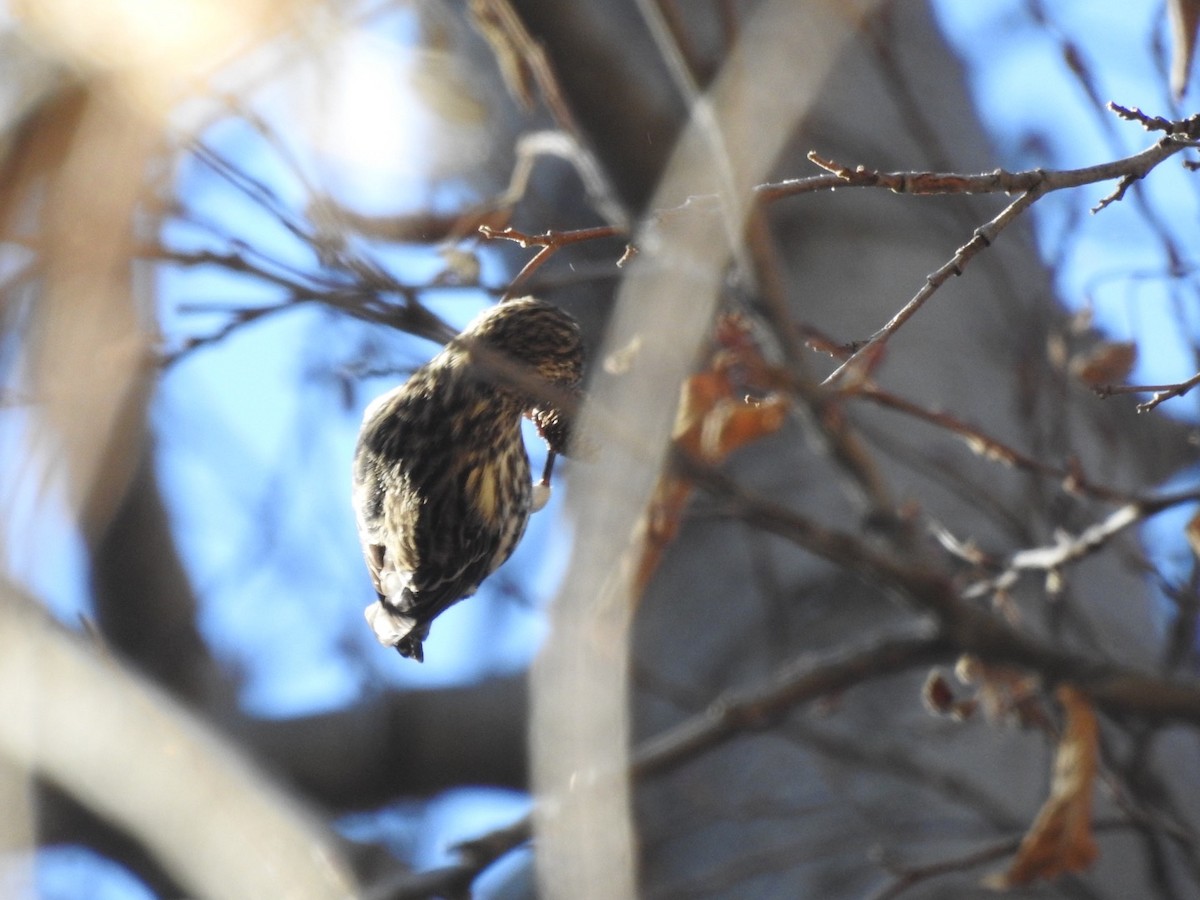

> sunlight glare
[311,31,488,202]
[12,0,280,112]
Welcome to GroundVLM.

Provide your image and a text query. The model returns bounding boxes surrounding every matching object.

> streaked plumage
[352,297,584,662]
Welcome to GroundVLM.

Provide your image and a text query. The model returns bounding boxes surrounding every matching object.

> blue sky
[932,1,1200,407]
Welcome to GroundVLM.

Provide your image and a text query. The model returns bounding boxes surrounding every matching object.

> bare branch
[866,833,1023,900]
[478,223,626,298]
[632,633,949,779]
[964,489,1200,600]
[1096,370,1200,412]
[857,384,1136,504]
[820,183,1046,389]
[682,456,1200,725]
[366,814,533,900]
[0,583,357,899]
[469,0,629,227]
[386,635,947,895]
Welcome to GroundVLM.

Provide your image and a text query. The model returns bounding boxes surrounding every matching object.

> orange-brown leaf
[633,476,693,594]
[988,685,1100,888]
[1169,0,1200,98]
[673,369,727,451]
[953,655,1041,725]
[1070,340,1137,387]
[921,668,977,720]
[674,369,787,463]
[636,319,788,592]
[698,396,788,461]
[1185,508,1200,560]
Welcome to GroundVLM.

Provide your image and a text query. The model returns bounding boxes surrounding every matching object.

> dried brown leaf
[635,316,788,591]
[952,655,1044,725]
[673,368,786,464]
[468,0,537,111]
[922,669,957,715]
[921,668,976,719]
[699,396,788,461]
[1070,340,1137,387]
[1185,508,1200,560]
[633,476,693,594]
[1169,0,1200,98]
[987,685,1100,888]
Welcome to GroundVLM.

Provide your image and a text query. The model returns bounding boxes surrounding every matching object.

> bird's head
[461,296,583,387]
[455,296,585,456]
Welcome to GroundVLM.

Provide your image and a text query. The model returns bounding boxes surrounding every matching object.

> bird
[352,297,584,662]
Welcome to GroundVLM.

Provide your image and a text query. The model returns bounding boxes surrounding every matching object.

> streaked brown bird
[352,297,584,662]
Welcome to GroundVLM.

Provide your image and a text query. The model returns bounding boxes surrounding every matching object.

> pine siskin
[352,297,584,662]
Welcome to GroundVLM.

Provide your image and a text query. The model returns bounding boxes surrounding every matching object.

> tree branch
[684,456,1200,725]
[0,583,357,899]
[632,632,949,779]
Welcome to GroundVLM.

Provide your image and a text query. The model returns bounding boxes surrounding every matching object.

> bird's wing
[399,465,496,615]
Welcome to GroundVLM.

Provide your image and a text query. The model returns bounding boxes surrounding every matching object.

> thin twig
[867,818,1138,900]
[856,383,1142,504]
[367,813,533,900]
[632,633,949,779]
[866,834,1022,900]
[963,489,1200,600]
[478,223,625,299]
[382,634,946,897]
[822,184,1047,388]
[680,455,1200,724]
[469,0,628,227]
[1096,371,1200,412]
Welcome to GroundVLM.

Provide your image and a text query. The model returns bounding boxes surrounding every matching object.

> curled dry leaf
[953,655,1043,726]
[921,668,977,720]
[986,685,1100,889]
[1169,0,1200,98]
[633,315,789,592]
[468,0,536,111]
[1070,340,1137,387]
[674,368,789,463]
[1185,508,1200,559]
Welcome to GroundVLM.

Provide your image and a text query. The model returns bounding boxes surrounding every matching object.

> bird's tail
[364,600,427,662]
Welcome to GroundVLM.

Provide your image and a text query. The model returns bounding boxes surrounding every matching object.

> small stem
[541,449,558,486]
